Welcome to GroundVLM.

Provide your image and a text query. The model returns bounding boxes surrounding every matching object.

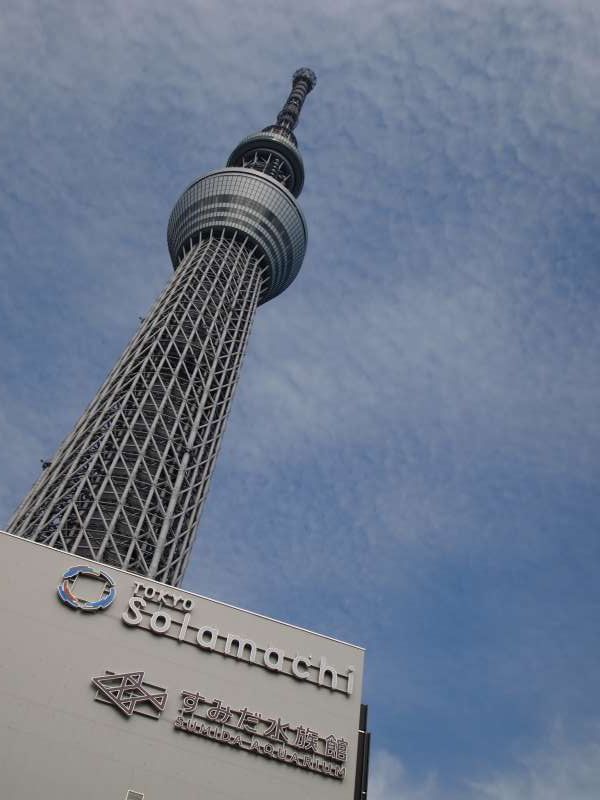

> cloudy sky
[1,0,599,796]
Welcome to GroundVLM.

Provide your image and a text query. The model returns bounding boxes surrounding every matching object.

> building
[0,530,370,799]
[8,69,316,587]
[2,71,370,799]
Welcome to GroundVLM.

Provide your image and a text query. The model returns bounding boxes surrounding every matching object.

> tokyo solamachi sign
[121,580,356,696]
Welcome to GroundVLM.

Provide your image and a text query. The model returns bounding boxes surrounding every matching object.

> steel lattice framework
[8,69,316,586]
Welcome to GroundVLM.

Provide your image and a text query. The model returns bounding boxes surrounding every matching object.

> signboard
[0,531,367,800]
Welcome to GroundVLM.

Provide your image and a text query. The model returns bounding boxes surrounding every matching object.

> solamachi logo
[57,565,116,612]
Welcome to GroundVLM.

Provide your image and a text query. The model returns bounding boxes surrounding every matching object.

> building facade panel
[0,531,364,800]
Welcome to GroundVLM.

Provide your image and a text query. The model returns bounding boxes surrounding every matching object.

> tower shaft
[9,230,264,586]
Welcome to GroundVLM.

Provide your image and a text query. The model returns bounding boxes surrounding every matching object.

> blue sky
[1,1,599,797]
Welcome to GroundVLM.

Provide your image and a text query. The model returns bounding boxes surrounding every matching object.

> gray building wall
[0,531,364,800]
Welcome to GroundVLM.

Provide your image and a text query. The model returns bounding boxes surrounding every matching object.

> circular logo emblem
[57,566,116,612]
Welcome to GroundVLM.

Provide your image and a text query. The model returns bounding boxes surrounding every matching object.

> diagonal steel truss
[8,229,265,586]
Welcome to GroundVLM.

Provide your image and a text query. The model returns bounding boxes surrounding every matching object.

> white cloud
[470,727,600,800]
[1,1,600,795]
[369,749,439,800]
[371,727,600,800]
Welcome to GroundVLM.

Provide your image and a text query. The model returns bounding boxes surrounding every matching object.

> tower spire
[275,68,318,134]
[227,68,317,197]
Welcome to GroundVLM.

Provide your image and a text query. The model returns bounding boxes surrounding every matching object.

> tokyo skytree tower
[8,69,316,587]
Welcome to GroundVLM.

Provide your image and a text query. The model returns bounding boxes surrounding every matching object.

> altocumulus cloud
[371,727,600,800]
[1,0,599,796]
